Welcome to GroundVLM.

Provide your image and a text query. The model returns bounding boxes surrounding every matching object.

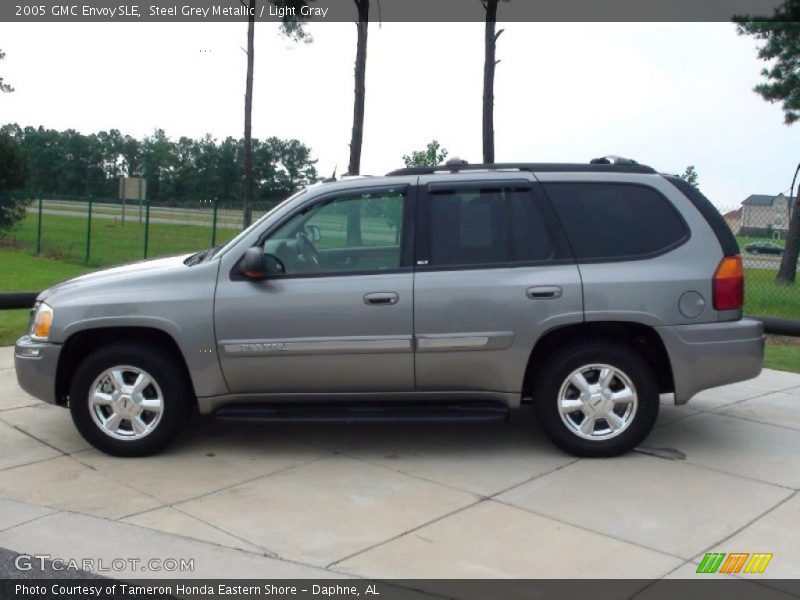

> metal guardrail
[751,316,800,337]
[0,292,797,336]
[0,292,38,310]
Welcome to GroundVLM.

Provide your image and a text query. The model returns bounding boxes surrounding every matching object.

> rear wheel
[533,341,659,457]
[69,342,192,456]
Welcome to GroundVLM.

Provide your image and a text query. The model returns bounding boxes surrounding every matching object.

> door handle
[526,286,563,299]
[364,292,399,306]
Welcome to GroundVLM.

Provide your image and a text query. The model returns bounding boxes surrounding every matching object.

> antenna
[322,166,337,183]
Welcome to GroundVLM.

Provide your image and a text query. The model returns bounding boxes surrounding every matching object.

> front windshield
[212,188,308,260]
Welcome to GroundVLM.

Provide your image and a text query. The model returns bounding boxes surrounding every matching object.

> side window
[543,183,688,261]
[426,187,554,268]
[265,189,405,275]
[510,190,557,262]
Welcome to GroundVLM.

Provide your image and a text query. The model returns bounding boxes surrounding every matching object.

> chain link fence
[3,194,280,267]
[721,200,800,322]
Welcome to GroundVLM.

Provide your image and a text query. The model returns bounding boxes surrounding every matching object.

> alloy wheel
[88,365,164,441]
[557,363,638,441]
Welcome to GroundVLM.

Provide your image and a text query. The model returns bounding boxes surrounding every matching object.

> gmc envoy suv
[14,159,764,457]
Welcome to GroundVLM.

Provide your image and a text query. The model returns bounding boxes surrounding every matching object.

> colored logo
[696,552,773,574]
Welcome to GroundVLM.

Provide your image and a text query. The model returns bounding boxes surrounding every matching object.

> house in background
[723,208,742,235]
[740,193,791,237]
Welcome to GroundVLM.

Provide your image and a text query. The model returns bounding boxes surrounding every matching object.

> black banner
[0,0,791,23]
[2,579,800,600]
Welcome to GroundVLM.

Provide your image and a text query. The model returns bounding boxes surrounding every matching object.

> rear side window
[665,175,739,256]
[543,183,689,261]
[426,187,555,267]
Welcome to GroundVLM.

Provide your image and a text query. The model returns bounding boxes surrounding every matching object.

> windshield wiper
[204,245,222,261]
[184,246,219,266]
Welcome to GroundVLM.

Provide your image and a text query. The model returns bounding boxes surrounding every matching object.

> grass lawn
[764,344,800,374]
[8,212,239,268]
[734,233,799,318]
[0,249,96,345]
[736,235,784,247]
[744,268,800,320]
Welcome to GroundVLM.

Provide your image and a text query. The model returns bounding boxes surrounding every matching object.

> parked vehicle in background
[14,158,764,458]
[745,241,784,255]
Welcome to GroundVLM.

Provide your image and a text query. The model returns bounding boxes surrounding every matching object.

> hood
[38,254,194,302]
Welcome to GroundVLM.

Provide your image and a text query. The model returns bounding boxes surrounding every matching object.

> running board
[213,401,509,423]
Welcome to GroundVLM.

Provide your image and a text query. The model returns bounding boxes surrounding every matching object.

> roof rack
[386,160,656,177]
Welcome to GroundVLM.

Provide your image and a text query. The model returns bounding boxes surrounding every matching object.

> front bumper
[14,336,62,405]
[656,319,764,404]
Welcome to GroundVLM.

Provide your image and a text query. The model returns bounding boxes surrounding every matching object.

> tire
[69,342,192,457]
[533,340,659,457]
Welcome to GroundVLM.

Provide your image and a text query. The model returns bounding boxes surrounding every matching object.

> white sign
[118,177,147,201]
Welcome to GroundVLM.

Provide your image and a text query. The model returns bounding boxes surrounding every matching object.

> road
[25,199,262,230]
[742,253,800,271]
[26,208,242,230]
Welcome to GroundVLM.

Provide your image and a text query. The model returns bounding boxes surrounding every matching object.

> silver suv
[14,160,764,457]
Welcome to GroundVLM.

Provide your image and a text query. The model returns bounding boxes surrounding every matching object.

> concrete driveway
[0,346,799,586]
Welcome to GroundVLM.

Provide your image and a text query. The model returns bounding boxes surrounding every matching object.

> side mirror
[240,247,286,280]
[305,224,322,243]
[240,247,266,279]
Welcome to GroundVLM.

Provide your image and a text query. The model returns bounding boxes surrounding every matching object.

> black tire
[533,340,659,457]
[69,342,192,457]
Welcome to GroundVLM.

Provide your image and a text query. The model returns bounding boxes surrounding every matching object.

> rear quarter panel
[535,172,724,327]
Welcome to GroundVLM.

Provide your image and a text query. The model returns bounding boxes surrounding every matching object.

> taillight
[713,255,744,310]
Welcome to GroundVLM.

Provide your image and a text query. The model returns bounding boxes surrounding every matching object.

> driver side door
[214,186,415,395]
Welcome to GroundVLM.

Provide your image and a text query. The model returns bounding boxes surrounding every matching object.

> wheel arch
[522,321,674,399]
[55,326,196,407]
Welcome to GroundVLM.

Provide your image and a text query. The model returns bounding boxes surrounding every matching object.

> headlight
[30,302,54,341]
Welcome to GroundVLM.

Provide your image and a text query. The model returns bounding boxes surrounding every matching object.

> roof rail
[385,162,657,176]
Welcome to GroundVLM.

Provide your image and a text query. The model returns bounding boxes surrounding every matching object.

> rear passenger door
[413,178,583,397]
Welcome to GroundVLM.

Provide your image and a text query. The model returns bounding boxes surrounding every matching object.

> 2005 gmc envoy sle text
[14,158,765,457]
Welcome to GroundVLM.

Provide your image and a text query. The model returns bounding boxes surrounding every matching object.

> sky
[0,21,797,210]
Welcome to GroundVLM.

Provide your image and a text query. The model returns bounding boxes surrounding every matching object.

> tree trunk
[242,0,256,229]
[346,0,368,245]
[348,1,368,176]
[482,0,499,165]
[776,183,800,285]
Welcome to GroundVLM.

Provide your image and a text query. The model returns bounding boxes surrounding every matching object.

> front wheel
[69,342,192,456]
[533,341,659,457]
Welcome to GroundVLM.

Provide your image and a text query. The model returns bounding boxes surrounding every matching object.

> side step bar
[213,401,510,423]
